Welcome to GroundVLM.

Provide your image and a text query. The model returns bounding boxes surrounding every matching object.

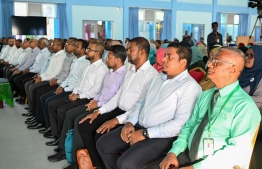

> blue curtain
[55,3,68,39]
[216,12,222,33]
[105,21,111,39]
[161,9,172,40]
[238,14,248,36]
[2,0,14,37]
[129,7,139,39]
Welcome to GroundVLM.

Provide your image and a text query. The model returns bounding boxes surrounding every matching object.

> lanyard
[207,85,240,137]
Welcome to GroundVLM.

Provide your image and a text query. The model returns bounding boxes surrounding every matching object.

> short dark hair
[117,40,123,45]
[78,39,89,50]
[17,39,22,43]
[54,38,65,49]
[167,42,192,69]
[155,40,161,45]
[212,22,218,26]
[90,42,105,57]
[68,37,78,46]
[130,37,150,55]
[108,45,127,63]
[24,38,30,42]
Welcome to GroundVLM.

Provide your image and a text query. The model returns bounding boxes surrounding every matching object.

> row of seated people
[1,36,262,169]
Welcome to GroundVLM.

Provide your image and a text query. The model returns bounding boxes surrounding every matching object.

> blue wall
[0,0,2,38]
[1,0,259,41]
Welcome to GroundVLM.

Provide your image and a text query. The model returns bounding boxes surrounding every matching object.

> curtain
[161,9,172,40]
[2,0,14,37]
[216,12,222,33]
[129,7,139,39]
[238,14,248,36]
[105,21,111,39]
[55,3,68,39]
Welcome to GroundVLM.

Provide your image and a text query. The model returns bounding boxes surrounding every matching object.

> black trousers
[34,85,59,125]
[40,90,71,127]
[48,96,90,136]
[78,108,125,168]
[9,72,23,92]
[31,81,50,116]
[13,72,36,97]
[96,125,177,169]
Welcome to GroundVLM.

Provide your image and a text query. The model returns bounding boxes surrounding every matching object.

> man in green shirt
[147,47,261,169]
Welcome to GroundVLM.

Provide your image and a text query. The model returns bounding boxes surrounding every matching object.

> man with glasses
[207,22,223,53]
[148,47,260,169]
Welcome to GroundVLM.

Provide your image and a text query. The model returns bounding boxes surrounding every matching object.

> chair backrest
[244,125,260,169]
[189,67,206,83]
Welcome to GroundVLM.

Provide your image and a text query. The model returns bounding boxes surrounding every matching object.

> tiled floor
[0,102,69,169]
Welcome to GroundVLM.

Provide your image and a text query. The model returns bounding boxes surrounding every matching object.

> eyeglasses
[65,43,74,46]
[208,58,236,67]
[86,48,98,52]
[245,53,254,59]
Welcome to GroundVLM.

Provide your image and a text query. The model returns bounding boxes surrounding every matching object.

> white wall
[217,0,247,7]
[176,11,212,42]
[177,0,212,4]
[72,5,123,40]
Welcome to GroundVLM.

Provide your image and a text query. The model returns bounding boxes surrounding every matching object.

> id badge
[203,138,214,155]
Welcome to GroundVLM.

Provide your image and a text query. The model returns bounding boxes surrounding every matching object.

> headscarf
[239,45,262,95]
[190,46,203,65]
[153,48,166,73]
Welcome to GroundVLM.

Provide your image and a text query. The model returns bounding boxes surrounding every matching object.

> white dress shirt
[40,49,67,81]
[7,47,23,64]
[60,55,89,92]
[0,45,10,59]
[17,47,40,71]
[29,47,50,73]
[72,59,108,99]
[2,45,17,61]
[127,70,202,138]
[98,61,158,121]
[15,47,32,66]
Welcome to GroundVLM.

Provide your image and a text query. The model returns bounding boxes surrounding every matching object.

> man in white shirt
[46,41,108,140]
[63,37,159,169]
[4,39,23,66]
[96,42,202,169]
[13,38,50,103]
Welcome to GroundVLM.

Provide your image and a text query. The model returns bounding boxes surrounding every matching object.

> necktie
[188,90,220,161]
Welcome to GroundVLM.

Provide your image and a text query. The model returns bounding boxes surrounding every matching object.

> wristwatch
[142,129,149,139]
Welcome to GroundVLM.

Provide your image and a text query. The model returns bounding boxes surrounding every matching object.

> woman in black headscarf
[239,45,262,113]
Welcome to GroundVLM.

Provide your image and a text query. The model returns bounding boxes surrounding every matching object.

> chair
[243,125,260,169]
[188,67,206,83]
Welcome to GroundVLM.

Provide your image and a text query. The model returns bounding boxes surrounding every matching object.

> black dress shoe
[25,119,37,124]
[54,148,61,152]
[19,98,25,104]
[46,139,59,146]
[44,132,57,139]
[27,122,44,129]
[15,98,21,102]
[24,107,29,110]
[26,116,35,121]
[22,112,32,117]
[39,127,51,134]
[63,162,78,169]
[48,150,66,162]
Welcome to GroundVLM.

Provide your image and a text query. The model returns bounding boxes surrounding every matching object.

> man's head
[65,37,78,54]
[212,22,218,32]
[104,39,113,50]
[74,39,89,57]
[200,37,204,42]
[207,47,245,89]
[38,38,48,50]
[106,45,126,70]
[185,31,188,35]
[16,39,22,48]
[8,38,15,47]
[162,42,192,78]
[85,42,104,62]
[51,38,65,53]
[126,37,150,65]
[22,38,30,49]
[48,40,53,53]
[29,38,38,49]
[155,40,161,49]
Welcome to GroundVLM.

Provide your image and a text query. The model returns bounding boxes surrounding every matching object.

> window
[221,13,239,42]
[14,2,57,40]
[139,9,164,41]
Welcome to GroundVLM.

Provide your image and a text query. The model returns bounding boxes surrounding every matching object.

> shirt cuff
[126,117,137,126]
[168,145,183,157]
[98,106,107,115]
[147,126,159,139]
[116,113,128,124]
[97,101,103,107]
[79,94,86,99]
[64,87,71,92]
